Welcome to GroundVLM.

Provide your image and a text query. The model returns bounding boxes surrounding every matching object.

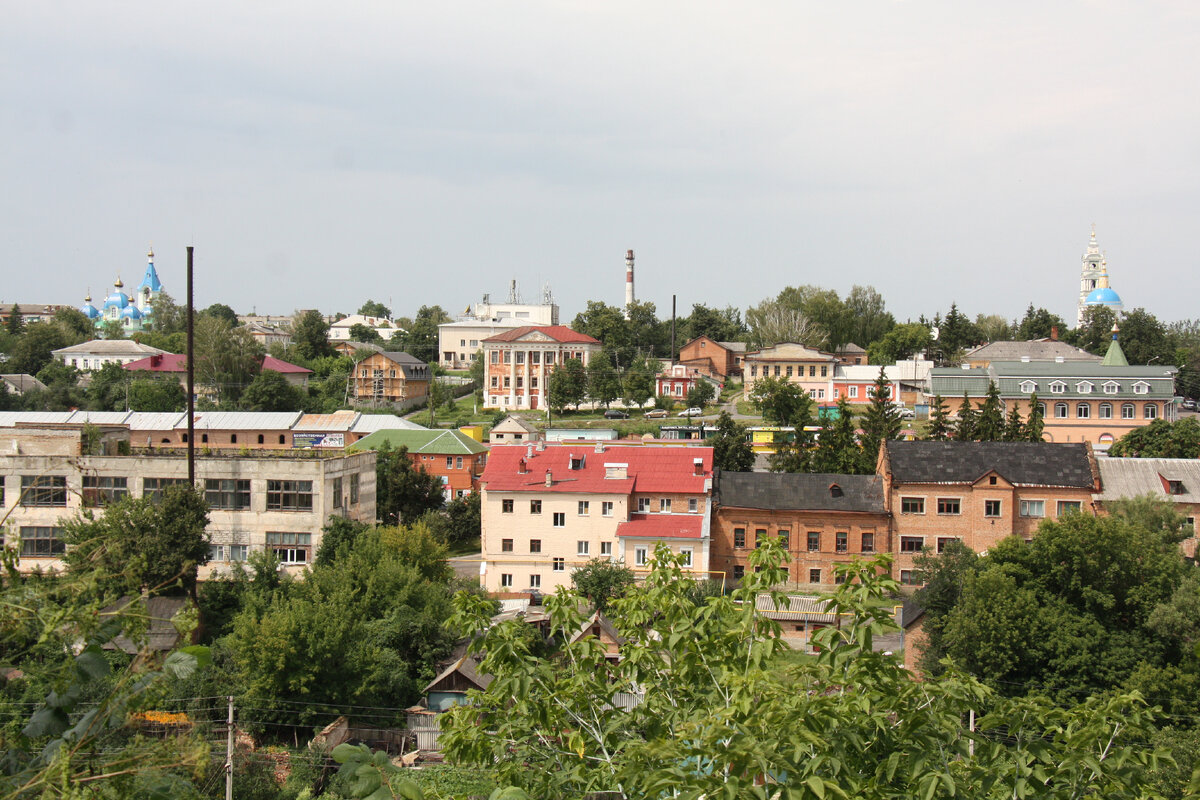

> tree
[53,306,95,341]
[625,300,666,359]
[7,321,67,375]
[709,411,754,472]
[925,394,952,441]
[315,516,372,566]
[548,357,588,412]
[396,305,449,364]
[843,285,895,350]
[201,302,239,326]
[684,379,715,410]
[1118,308,1173,366]
[1109,417,1200,458]
[150,289,186,335]
[62,484,210,598]
[913,539,980,674]
[866,322,932,365]
[750,374,812,427]
[100,318,126,340]
[682,303,746,345]
[129,377,186,412]
[811,397,862,474]
[358,299,391,319]
[1071,305,1119,355]
[1025,392,1045,441]
[1015,304,1067,341]
[194,315,264,405]
[857,367,901,471]
[1003,399,1025,441]
[974,381,1005,441]
[586,350,622,408]
[375,442,446,525]
[573,302,632,365]
[5,303,24,335]
[954,393,977,441]
[291,309,334,361]
[571,558,636,611]
[440,543,1170,800]
[240,368,305,411]
[442,490,482,547]
[348,322,383,344]
[974,313,1012,343]
[745,299,827,350]
[621,352,657,407]
[31,360,85,411]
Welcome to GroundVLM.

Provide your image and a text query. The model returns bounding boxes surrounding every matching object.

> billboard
[293,432,345,449]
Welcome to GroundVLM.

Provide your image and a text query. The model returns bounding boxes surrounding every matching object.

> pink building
[831,365,899,405]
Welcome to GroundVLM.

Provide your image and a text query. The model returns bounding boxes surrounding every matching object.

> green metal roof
[348,428,488,455]
[931,361,1176,399]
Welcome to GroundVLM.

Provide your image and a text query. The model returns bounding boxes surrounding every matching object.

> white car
[893,405,915,419]
[681,407,705,417]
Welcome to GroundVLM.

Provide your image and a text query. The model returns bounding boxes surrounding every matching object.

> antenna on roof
[508,279,519,304]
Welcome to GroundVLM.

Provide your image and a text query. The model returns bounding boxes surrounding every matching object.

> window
[545,352,555,365]
[1076,403,1090,419]
[503,376,510,388]
[936,498,961,515]
[266,532,311,564]
[836,532,847,553]
[502,499,514,513]
[688,498,698,512]
[501,573,513,588]
[1104,381,1120,394]
[637,498,651,513]
[786,366,793,377]
[821,366,828,377]
[576,540,590,556]
[659,499,671,512]
[529,574,541,589]
[205,479,251,510]
[553,557,565,572]
[229,544,248,562]
[143,477,188,501]
[501,538,514,552]
[258,434,265,444]
[834,573,846,585]
[809,568,821,584]
[19,526,64,557]
[734,528,746,548]
[936,537,960,553]
[900,497,924,514]
[985,499,1002,517]
[778,530,789,548]
[900,536,925,553]
[230,434,238,444]
[530,499,542,514]
[529,539,542,553]
[201,434,208,443]
[899,570,918,585]
[491,376,499,388]
[755,528,768,547]
[809,366,816,377]
[1049,381,1066,394]
[1122,403,1136,419]
[861,532,875,553]
[333,477,344,509]
[1145,403,1158,420]
[1133,382,1150,395]
[1054,403,1068,418]
[807,531,820,552]
[1019,499,1045,518]
[530,351,539,364]
[553,512,565,527]
[849,386,858,398]
[456,456,464,470]
[503,351,511,364]
[635,546,648,566]
[1019,380,1037,393]
[578,501,590,516]
[1099,403,1112,419]
[679,547,693,567]
[601,501,613,516]
[350,474,359,505]
[446,456,454,469]
[266,480,313,511]
[21,475,67,507]
[601,541,612,557]
[733,565,745,580]
[1057,501,1082,515]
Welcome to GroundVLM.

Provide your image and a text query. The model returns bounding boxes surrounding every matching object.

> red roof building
[125,353,313,390]
[481,326,602,411]
[479,443,714,593]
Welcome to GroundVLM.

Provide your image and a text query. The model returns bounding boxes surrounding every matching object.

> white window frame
[1019,380,1037,393]
[601,501,613,516]
[1133,381,1151,395]
[1145,403,1158,419]
[688,498,699,513]
[500,573,513,588]
[577,540,590,556]
[1019,499,1046,518]
[1049,381,1066,394]
[659,498,671,513]
[1099,403,1112,419]
[578,500,590,516]
[634,546,648,566]
[552,557,565,572]
[600,541,613,557]
[1103,381,1121,394]
[529,574,541,589]
[1076,381,1093,394]
[679,547,693,567]
[553,512,565,527]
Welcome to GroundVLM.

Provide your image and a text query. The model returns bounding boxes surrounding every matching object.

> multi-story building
[830,365,899,405]
[879,440,1099,584]
[677,337,745,380]
[350,428,489,499]
[742,343,838,403]
[479,443,713,592]
[712,472,889,587]
[348,351,431,409]
[930,333,1178,447]
[481,326,602,411]
[0,426,376,578]
[656,363,713,401]
[438,291,561,370]
[1094,456,1200,556]
[963,333,1099,369]
[327,314,400,342]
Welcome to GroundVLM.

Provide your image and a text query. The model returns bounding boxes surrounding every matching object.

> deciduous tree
[709,410,754,472]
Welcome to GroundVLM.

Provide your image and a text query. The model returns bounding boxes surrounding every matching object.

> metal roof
[293,411,360,431]
[126,412,187,430]
[52,339,168,356]
[182,411,303,430]
[0,411,75,426]
[965,341,1100,363]
[65,410,133,425]
[1095,457,1200,502]
[349,428,488,455]
[349,414,426,433]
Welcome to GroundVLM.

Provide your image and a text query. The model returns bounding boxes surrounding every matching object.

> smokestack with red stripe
[624,249,635,318]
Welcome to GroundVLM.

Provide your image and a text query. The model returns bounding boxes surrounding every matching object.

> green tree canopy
[291,308,334,361]
[7,320,67,375]
[750,374,813,427]
[586,350,622,408]
[621,352,658,407]
[357,299,391,318]
[375,441,446,525]
[857,367,902,470]
[194,314,264,405]
[1015,304,1067,341]
[129,376,187,412]
[571,558,635,611]
[200,302,239,326]
[1110,417,1200,458]
[548,357,588,411]
[709,410,754,472]
[866,322,932,365]
[240,368,306,411]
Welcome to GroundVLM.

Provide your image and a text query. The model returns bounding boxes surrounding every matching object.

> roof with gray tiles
[717,471,885,513]
[1095,457,1200,502]
[885,441,1096,488]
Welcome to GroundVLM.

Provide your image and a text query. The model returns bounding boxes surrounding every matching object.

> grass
[736,400,763,418]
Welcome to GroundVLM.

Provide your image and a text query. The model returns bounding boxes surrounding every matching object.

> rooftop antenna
[508,279,519,304]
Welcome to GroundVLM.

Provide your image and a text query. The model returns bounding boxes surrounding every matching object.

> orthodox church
[1076,227,1124,326]
[79,247,165,335]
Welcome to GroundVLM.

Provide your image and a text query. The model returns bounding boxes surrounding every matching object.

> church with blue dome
[79,246,166,335]
[1076,227,1124,326]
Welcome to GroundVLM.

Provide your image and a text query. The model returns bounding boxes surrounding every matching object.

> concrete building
[488,415,542,445]
[0,303,69,326]
[53,339,169,371]
[328,314,401,342]
[0,426,376,578]
[0,375,46,396]
[481,326,602,411]
[479,443,714,593]
[438,288,561,370]
[830,365,899,405]
[742,343,838,403]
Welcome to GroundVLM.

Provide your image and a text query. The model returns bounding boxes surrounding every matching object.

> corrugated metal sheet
[1096,457,1200,502]
[0,411,75,426]
[349,428,488,455]
[294,411,360,431]
[350,414,426,433]
[182,411,303,430]
[65,410,133,425]
[126,412,187,430]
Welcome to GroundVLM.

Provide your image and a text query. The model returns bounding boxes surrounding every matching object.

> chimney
[517,457,527,474]
[526,443,533,459]
[693,457,704,476]
[1055,356,1065,363]
[624,249,635,317]
[536,439,546,452]
[594,442,605,454]
[1050,325,1059,341]
[545,469,552,487]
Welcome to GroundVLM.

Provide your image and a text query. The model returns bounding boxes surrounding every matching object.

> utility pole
[186,246,195,485]
[225,695,235,800]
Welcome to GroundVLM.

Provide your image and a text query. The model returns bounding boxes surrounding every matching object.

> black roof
[885,441,1095,488]
[717,471,885,513]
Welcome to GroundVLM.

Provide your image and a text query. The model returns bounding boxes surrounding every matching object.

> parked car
[681,407,704,417]
[893,404,915,419]
[1183,398,1198,411]
[603,409,629,419]
[644,409,668,419]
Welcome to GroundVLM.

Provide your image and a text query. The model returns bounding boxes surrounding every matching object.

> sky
[3,1,1199,327]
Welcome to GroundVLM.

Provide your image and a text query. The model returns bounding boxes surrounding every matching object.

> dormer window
[1019,380,1037,394]
[1076,381,1093,394]
[829,483,843,498]
[569,455,585,470]
[1049,381,1067,394]
[1167,479,1185,496]
[1133,382,1151,395]
[1103,381,1120,394]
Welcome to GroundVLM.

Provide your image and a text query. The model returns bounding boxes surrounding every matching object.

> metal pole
[671,294,676,363]
[968,709,975,757]
[186,246,195,484]
[225,695,234,800]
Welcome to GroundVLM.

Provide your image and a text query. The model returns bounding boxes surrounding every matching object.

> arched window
[1099,403,1112,419]
[279,434,286,444]
[258,434,265,444]
[1121,403,1135,419]
[1055,402,1068,418]
[181,433,188,443]
[1037,402,1046,417]
[1145,403,1158,419]
[1076,403,1090,419]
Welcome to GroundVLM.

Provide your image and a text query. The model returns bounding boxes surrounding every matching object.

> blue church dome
[1085,287,1122,305]
[80,303,100,319]
[121,306,143,319]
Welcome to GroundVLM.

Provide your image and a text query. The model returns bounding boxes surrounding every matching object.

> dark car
[603,409,630,419]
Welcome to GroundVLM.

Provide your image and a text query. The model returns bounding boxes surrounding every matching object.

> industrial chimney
[624,249,635,318]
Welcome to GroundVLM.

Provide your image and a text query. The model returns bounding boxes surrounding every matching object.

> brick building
[481,326,602,411]
[350,428,489,499]
[348,351,431,409]
[479,443,713,592]
[677,336,744,380]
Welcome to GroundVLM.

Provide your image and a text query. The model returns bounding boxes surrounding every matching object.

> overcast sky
[3,2,1198,327]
